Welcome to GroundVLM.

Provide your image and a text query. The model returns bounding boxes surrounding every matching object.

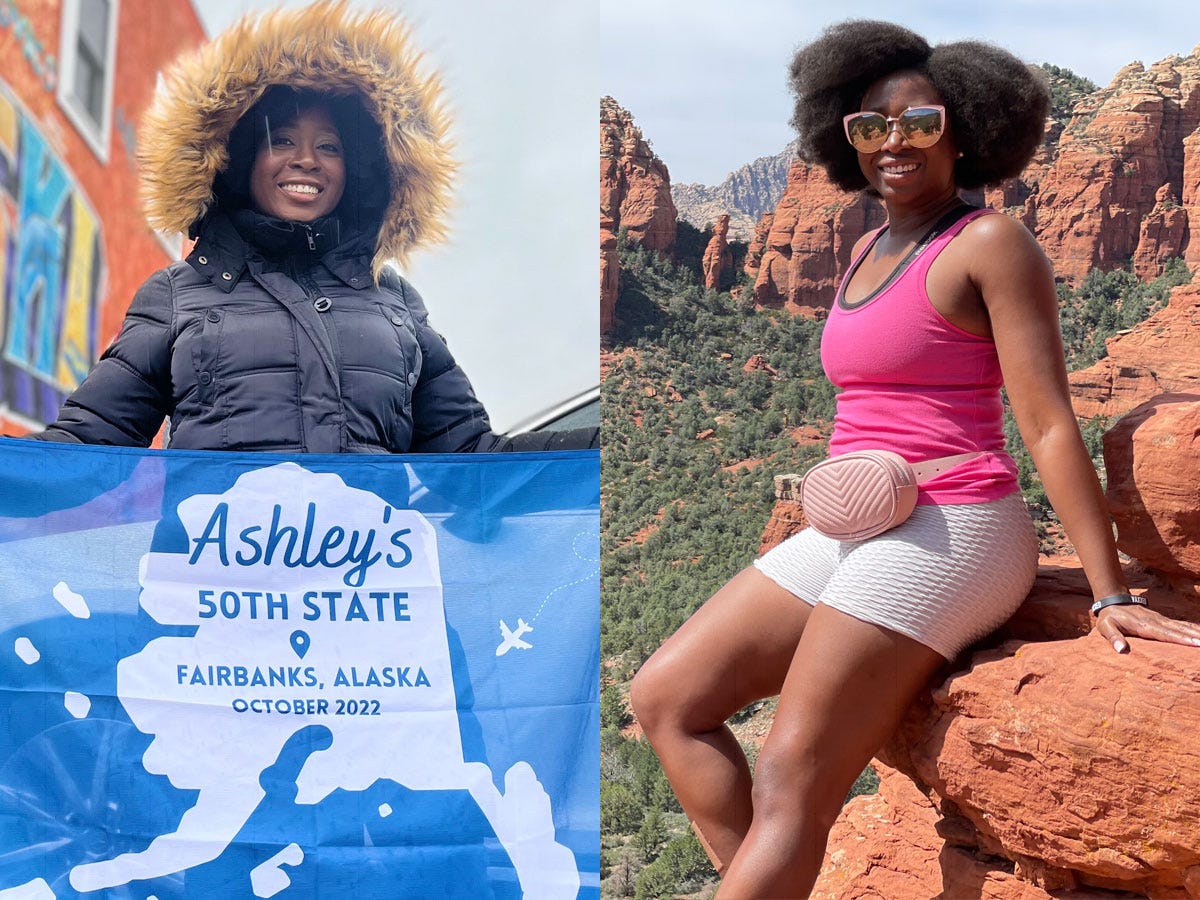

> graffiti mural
[0,0,57,93]
[0,82,105,426]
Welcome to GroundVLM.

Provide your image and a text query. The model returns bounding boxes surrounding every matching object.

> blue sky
[599,0,1200,185]
[194,1,598,430]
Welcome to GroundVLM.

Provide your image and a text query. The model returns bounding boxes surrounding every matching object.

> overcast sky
[194,1,597,430]
[599,0,1200,186]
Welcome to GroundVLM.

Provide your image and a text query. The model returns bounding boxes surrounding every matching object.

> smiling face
[249,103,346,222]
[856,70,959,208]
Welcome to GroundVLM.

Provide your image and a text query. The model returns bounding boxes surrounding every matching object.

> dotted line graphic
[529,530,599,625]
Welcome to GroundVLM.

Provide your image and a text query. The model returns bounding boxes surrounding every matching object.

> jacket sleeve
[32,269,174,446]
[398,278,598,454]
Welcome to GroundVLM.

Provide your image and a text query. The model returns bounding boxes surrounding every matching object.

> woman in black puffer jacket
[35,2,595,454]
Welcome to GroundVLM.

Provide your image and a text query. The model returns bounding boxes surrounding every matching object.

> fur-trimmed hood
[138,0,454,274]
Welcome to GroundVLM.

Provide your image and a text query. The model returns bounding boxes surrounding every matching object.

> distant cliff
[600,97,677,339]
[672,143,797,241]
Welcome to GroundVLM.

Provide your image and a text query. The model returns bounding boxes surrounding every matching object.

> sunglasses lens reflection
[901,108,943,147]
[844,107,944,152]
[846,114,887,150]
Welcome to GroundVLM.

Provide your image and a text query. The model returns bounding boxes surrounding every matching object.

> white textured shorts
[753,492,1038,660]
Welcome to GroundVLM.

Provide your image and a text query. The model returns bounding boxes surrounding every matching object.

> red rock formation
[701,214,732,289]
[600,224,618,339]
[1068,283,1200,419]
[757,474,806,555]
[1105,394,1200,581]
[752,159,885,314]
[599,97,677,253]
[600,96,677,341]
[1133,186,1189,279]
[741,354,777,376]
[1032,54,1200,282]
[743,211,773,279]
[1182,129,1200,268]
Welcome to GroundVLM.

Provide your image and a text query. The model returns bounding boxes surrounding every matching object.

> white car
[508,386,600,435]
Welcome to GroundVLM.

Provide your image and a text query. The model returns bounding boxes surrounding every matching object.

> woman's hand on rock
[1095,604,1200,653]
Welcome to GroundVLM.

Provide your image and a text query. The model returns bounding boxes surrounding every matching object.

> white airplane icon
[496,618,533,656]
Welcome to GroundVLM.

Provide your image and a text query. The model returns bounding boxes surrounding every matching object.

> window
[57,0,119,161]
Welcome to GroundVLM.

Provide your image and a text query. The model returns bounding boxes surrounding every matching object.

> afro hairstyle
[789,20,1050,192]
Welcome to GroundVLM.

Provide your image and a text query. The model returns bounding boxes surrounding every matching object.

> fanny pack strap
[909,451,983,483]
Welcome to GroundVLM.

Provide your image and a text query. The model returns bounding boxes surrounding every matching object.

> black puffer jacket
[38,212,589,452]
[35,3,595,454]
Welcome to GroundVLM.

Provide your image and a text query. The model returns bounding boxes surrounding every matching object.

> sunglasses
[842,105,946,153]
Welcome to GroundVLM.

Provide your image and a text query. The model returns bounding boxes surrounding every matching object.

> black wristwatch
[1090,593,1148,617]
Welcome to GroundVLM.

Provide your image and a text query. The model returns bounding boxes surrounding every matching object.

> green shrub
[633,831,714,900]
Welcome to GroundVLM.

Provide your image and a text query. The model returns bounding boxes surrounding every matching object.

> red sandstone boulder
[1104,394,1200,580]
[813,764,1079,900]
[757,474,806,556]
[764,384,1200,896]
[891,636,1200,897]
[1068,283,1200,419]
[741,354,778,376]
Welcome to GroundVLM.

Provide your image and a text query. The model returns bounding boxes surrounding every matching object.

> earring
[956,151,964,158]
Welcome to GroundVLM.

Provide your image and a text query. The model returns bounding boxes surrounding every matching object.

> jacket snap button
[350,276,360,285]
[314,297,332,312]
[197,256,208,265]
[207,311,220,323]
[199,371,213,385]
[407,372,417,387]
[221,272,232,281]
[390,314,403,326]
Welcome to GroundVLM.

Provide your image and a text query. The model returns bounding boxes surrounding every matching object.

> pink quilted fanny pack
[799,450,981,542]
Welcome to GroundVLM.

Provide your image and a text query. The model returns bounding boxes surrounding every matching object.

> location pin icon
[290,630,311,659]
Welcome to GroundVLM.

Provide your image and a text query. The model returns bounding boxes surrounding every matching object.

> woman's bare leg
[716,602,946,899]
[629,567,814,870]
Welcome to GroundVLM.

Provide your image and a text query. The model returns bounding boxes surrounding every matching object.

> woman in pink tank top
[630,20,1200,899]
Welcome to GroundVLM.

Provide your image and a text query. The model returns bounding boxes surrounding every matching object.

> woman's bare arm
[968,214,1200,652]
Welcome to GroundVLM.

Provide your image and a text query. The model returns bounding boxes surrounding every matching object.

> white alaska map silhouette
[67,463,578,899]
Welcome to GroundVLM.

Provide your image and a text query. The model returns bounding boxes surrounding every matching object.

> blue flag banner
[0,439,599,900]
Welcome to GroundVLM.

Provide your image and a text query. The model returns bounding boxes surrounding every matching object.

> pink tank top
[820,206,1019,505]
